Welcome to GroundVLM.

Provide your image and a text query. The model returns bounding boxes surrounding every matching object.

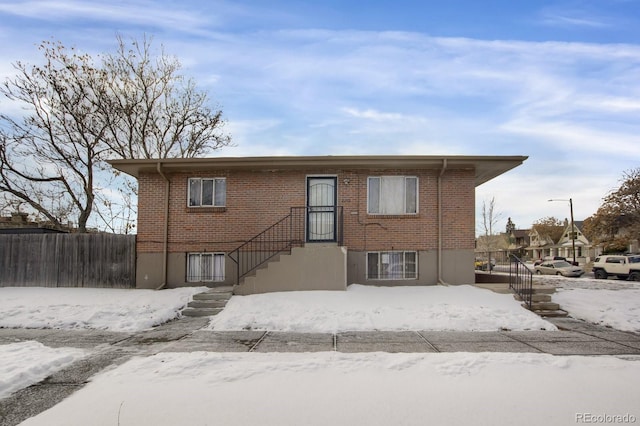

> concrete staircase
[514,285,569,317]
[234,244,347,295]
[182,286,233,317]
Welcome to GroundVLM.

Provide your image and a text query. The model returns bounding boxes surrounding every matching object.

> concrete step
[188,300,228,309]
[184,288,233,316]
[206,286,234,293]
[514,293,552,303]
[182,307,224,317]
[531,294,552,302]
[531,302,561,311]
[535,309,569,318]
[519,285,556,295]
[521,303,569,318]
[193,292,232,301]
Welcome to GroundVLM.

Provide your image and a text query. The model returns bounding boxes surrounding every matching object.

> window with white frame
[368,176,417,214]
[188,178,226,207]
[367,251,417,280]
[187,253,225,282]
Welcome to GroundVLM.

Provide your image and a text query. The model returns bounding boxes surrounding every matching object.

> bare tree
[0,41,108,232]
[477,197,506,271]
[0,36,231,232]
[99,35,231,159]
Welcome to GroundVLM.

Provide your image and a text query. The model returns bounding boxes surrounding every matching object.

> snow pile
[209,284,556,332]
[0,341,86,399]
[0,287,209,332]
[19,351,640,426]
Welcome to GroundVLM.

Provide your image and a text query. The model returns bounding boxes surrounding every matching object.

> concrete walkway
[156,317,640,356]
[1,317,639,425]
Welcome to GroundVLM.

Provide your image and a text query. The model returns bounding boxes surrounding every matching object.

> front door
[307,177,337,242]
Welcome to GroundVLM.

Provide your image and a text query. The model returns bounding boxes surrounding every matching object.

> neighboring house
[508,229,530,258]
[556,221,592,262]
[474,233,509,261]
[527,221,592,264]
[0,213,68,234]
[109,155,526,294]
[474,228,529,264]
[527,227,555,260]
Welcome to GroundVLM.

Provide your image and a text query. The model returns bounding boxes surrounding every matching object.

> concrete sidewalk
[158,317,640,356]
[1,317,639,425]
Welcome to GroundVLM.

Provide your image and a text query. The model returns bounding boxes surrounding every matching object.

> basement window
[367,251,417,280]
[188,178,226,207]
[187,253,225,282]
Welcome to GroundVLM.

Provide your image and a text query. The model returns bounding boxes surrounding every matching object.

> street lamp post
[548,198,576,265]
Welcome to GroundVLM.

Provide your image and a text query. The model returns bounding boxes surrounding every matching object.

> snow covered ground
[0,286,208,405]
[536,274,640,332]
[2,281,640,425]
[0,341,85,399]
[0,286,208,332]
[208,284,556,332]
[18,351,640,426]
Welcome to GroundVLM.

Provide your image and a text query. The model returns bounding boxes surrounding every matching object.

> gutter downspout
[437,159,448,286]
[156,162,169,290]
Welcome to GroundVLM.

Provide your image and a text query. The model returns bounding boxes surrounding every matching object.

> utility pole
[548,198,577,265]
[569,198,576,265]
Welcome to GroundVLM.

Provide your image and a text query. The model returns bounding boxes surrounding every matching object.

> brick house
[109,155,526,294]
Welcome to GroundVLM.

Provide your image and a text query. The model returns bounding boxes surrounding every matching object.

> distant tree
[505,217,516,234]
[532,216,564,243]
[583,168,640,252]
[0,36,231,233]
[476,197,506,271]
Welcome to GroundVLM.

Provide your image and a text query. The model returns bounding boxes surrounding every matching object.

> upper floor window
[368,176,418,215]
[188,178,226,207]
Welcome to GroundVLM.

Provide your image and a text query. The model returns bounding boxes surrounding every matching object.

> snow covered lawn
[3,282,640,424]
[19,351,640,426]
[0,341,85,399]
[0,287,208,332]
[541,275,640,332]
[209,284,556,332]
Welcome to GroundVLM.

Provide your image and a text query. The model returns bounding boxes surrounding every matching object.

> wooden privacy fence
[0,233,135,288]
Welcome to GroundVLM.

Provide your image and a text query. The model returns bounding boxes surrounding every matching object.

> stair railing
[228,206,343,285]
[509,254,533,310]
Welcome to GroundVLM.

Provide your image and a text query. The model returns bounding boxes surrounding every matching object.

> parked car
[474,258,495,271]
[535,260,584,277]
[534,256,569,267]
[592,254,640,281]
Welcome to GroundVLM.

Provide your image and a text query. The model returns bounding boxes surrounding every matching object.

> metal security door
[307,177,337,242]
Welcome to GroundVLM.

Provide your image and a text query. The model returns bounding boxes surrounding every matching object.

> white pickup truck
[592,254,640,281]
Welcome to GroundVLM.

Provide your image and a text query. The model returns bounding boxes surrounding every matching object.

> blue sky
[1,0,639,232]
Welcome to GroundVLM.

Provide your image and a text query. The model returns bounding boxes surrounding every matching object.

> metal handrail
[509,254,533,310]
[229,206,343,285]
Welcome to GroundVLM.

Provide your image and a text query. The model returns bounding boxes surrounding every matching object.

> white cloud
[1,11,639,229]
[0,0,209,31]
[541,14,610,29]
[499,120,640,157]
[342,107,406,121]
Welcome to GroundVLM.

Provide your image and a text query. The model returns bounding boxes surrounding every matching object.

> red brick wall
[136,168,476,254]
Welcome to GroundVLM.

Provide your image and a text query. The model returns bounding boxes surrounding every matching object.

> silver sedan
[535,260,584,277]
